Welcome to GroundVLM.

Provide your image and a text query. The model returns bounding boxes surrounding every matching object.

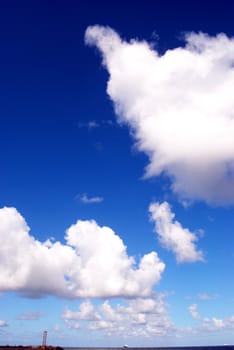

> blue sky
[1,0,234,347]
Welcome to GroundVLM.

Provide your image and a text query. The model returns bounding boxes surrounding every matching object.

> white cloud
[212,318,225,329]
[0,320,8,327]
[197,293,211,301]
[99,301,122,322]
[16,311,43,320]
[62,295,174,337]
[0,207,75,298]
[85,26,234,205]
[118,297,158,314]
[0,206,165,299]
[80,193,104,204]
[187,306,234,333]
[63,301,101,321]
[53,324,63,333]
[188,304,200,320]
[78,119,114,129]
[65,320,80,329]
[198,293,218,301]
[226,315,234,329]
[78,120,99,129]
[149,201,204,263]
[88,320,111,330]
[66,219,165,297]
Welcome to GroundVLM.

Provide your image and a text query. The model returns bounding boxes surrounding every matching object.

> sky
[0,0,234,347]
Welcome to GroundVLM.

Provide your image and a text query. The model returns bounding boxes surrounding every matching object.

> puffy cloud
[85,26,234,205]
[187,306,234,333]
[66,219,165,297]
[212,318,225,329]
[118,297,158,314]
[188,304,200,320]
[0,207,75,298]
[149,201,203,263]
[198,316,234,332]
[63,301,101,321]
[226,315,234,329]
[0,206,165,299]
[99,301,122,322]
[62,295,174,337]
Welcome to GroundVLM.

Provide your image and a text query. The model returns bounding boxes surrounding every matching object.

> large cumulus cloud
[0,207,165,298]
[85,26,234,205]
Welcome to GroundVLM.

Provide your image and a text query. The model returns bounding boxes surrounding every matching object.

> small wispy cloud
[78,120,99,129]
[78,119,114,130]
[0,320,8,327]
[80,193,104,204]
[198,293,218,301]
[16,311,43,320]
[53,324,63,333]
